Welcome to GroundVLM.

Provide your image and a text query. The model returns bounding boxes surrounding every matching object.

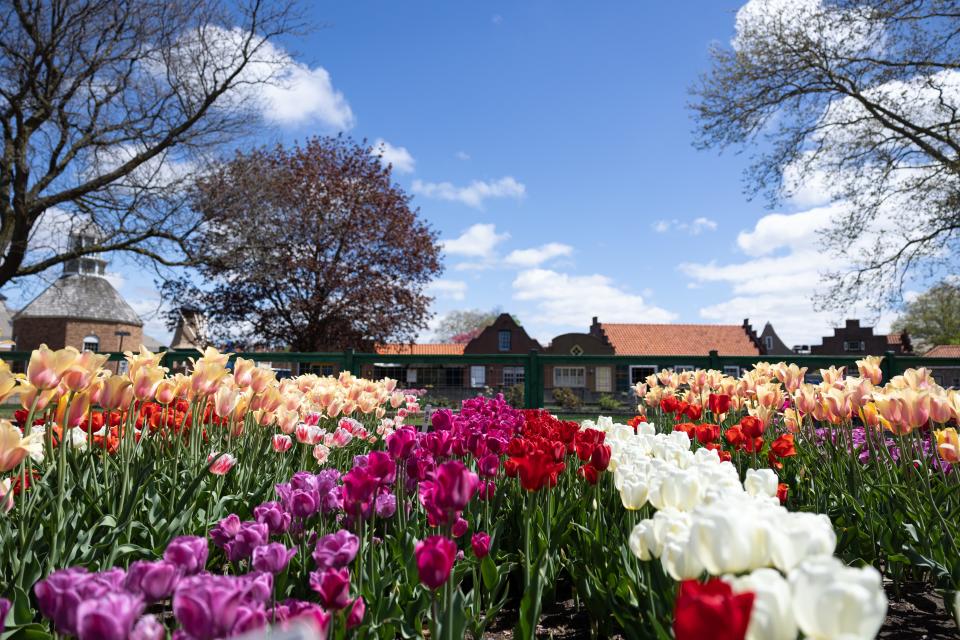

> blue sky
[11,1,892,347]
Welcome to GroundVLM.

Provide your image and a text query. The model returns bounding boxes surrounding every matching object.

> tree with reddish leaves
[165,136,442,351]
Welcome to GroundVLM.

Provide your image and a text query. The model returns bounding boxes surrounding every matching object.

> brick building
[810,319,912,356]
[12,230,144,354]
[923,344,960,388]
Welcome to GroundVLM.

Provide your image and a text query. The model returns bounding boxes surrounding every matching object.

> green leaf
[480,555,498,591]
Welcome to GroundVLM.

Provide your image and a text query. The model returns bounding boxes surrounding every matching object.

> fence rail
[4,348,959,410]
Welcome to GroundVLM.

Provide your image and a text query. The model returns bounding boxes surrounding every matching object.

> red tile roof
[924,344,960,358]
[375,343,465,356]
[598,323,761,356]
[886,333,903,345]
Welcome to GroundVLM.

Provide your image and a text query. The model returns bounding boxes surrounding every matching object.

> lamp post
[115,330,131,373]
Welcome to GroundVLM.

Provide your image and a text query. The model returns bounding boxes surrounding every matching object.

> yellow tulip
[935,428,959,464]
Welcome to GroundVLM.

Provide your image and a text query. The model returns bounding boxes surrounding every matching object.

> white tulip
[661,536,704,580]
[768,511,837,572]
[629,519,658,560]
[68,426,88,451]
[725,568,797,640]
[619,475,649,510]
[789,556,887,640]
[635,421,656,436]
[744,468,779,498]
[649,467,701,511]
[690,501,772,574]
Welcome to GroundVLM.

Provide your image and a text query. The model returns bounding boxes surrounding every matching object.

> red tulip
[683,404,703,421]
[770,433,796,458]
[724,426,747,450]
[739,416,765,439]
[708,393,731,416]
[695,423,721,445]
[660,396,680,414]
[776,483,789,505]
[673,579,754,640]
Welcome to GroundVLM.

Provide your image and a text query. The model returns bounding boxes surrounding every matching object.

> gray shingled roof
[16,275,143,326]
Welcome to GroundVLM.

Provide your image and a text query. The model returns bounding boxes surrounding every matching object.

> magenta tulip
[164,536,209,575]
[471,532,491,559]
[415,536,457,590]
[309,567,351,610]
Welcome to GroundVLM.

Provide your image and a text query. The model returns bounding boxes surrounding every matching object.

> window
[723,365,741,377]
[445,368,464,387]
[554,366,586,388]
[843,340,865,352]
[503,366,524,386]
[595,366,612,392]
[569,344,584,356]
[629,365,658,385]
[406,368,417,384]
[498,330,511,351]
[470,365,486,388]
[673,365,695,373]
[82,335,99,352]
[311,363,335,376]
[374,365,405,382]
[764,336,774,351]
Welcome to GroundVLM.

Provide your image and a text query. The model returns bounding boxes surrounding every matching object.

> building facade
[810,319,912,356]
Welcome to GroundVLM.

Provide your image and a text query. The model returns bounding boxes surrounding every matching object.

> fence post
[708,349,720,371]
[881,350,897,381]
[344,348,356,376]
[524,349,540,409]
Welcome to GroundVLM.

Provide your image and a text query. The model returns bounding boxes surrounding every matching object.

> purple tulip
[312,530,359,570]
[273,600,331,634]
[346,596,366,630]
[434,460,478,511]
[415,535,457,590]
[342,467,378,515]
[209,514,242,549]
[173,574,269,640]
[35,567,125,636]
[478,453,500,478]
[125,560,181,602]
[225,522,269,563]
[164,536,209,575]
[386,426,417,459]
[252,543,297,574]
[471,532,491,559]
[76,591,144,640]
[452,516,469,538]
[290,471,321,493]
[289,489,319,519]
[366,451,397,485]
[309,567,351,610]
[375,492,397,519]
[130,614,165,640]
[0,597,11,633]
[253,501,291,534]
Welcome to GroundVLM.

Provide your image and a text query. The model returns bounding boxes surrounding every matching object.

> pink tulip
[272,434,292,453]
[207,452,237,475]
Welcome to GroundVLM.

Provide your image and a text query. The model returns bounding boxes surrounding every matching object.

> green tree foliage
[891,280,960,352]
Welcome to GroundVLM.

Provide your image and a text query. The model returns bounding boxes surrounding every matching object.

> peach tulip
[783,408,802,432]
[123,345,164,380]
[61,350,108,392]
[0,419,41,472]
[775,363,808,393]
[856,356,883,385]
[795,384,819,416]
[0,361,18,403]
[55,390,91,428]
[18,382,57,412]
[27,344,78,390]
[155,379,177,405]
[233,357,256,389]
[99,375,134,411]
[132,365,165,402]
[899,388,931,432]
[929,393,952,424]
[213,385,240,419]
[820,366,846,387]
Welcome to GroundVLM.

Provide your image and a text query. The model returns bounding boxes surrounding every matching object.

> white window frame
[553,366,586,388]
[723,365,742,377]
[843,340,865,352]
[502,366,524,386]
[498,330,511,352]
[470,365,486,388]
[595,366,612,393]
[673,365,695,373]
[82,335,99,352]
[764,335,774,351]
[629,365,658,386]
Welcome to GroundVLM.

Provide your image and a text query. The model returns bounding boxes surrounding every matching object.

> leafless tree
[0,0,301,287]
[691,0,960,314]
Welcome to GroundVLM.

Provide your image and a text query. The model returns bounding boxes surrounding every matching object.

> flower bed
[0,347,957,638]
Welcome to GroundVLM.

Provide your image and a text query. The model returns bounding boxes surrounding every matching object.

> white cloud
[427,279,467,301]
[455,151,471,161]
[504,243,573,268]
[256,50,353,129]
[652,217,718,235]
[371,139,415,174]
[412,177,525,209]
[512,268,676,330]
[441,223,510,258]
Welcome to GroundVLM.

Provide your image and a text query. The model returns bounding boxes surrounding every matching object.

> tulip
[154,379,177,405]
[130,614,165,640]
[27,344,78,390]
[313,443,330,464]
[0,597,10,633]
[61,350,108,392]
[99,375,134,411]
[207,452,237,475]
[253,501,291,535]
[789,556,886,640]
[619,475,649,510]
[743,468,778,498]
[313,530,359,570]
[415,535,457,590]
[346,596,366,630]
[375,492,397,518]
[768,511,836,572]
[233,357,257,389]
[689,501,771,574]
[673,579,754,640]
[0,363,17,404]
[213,385,240,419]
[661,537,705,581]
[272,434,293,452]
[0,419,41,472]
[471,532,491,558]
[739,416,765,439]
[725,569,797,640]
[310,567,351,610]
[131,365,165,402]
[164,536,209,575]
[252,543,297,574]
[935,428,959,463]
[124,560,181,602]
[856,355,883,385]
[76,591,144,640]
[55,390,91,428]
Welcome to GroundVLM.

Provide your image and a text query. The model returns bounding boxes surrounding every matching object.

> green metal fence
[5,348,960,410]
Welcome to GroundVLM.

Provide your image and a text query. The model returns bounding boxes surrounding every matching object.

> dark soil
[481,583,958,639]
